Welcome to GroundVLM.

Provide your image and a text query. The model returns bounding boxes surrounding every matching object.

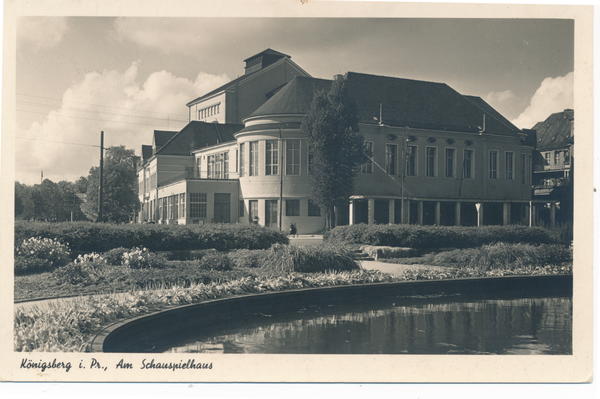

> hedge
[14,221,289,254]
[323,224,562,249]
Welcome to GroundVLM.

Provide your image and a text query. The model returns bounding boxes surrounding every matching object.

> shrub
[261,244,360,274]
[103,247,129,266]
[122,247,168,269]
[54,253,107,285]
[14,220,289,253]
[14,237,71,275]
[228,249,268,269]
[325,224,560,249]
[198,252,232,271]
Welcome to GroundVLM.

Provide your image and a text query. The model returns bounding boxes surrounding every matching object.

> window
[171,195,179,219]
[544,152,551,165]
[308,200,321,217]
[249,200,258,223]
[207,155,213,178]
[196,158,202,178]
[554,150,560,165]
[521,154,526,184]
[190,193,207,218]
[158,198,163,220]
[266,140,279,175]
[361,142,373,174]
[239,200,245,217]
[426,147,437,177]
[161,198,168,220]
[249,141,258,176]
[385,144,397,175]
[223,152,229,179]
[239,143,245,177]
[405,145,417,176]
[215,154,222,179]
[207,152,229,179]
[463,149,474,179]
[286,139,301,175]
[506,152,514,180]
[180,194,186,218]
[489,150,498,179]
[445,148,456,178]
[286,199,300,216]
[199,103,220,120]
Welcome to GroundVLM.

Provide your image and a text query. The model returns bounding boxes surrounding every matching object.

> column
[401,199,409,224]
[389,199,395,225]
[368,198,375,225]
[418,201,424,225]
[503,203,511,226]
[435,201,441,226]
[476,202,484,227]
[349,200,355,225]
[528,201,533,227]
[334,206,339,227]
[550,202,556,226]
[455,202,461,226]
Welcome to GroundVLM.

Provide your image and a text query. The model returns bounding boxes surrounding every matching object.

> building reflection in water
[166,297,572,355]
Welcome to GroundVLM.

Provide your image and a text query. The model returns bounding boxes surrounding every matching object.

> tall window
[521,154,527,184]
[249,141,258,176]
[506,152,514,180]
[249,200,258,223]
[190,193,207,218]
[308,200,321,217]
[266,140,279,175]
[196,158,202,178]
[445,148,456,178]
[362,142,373,174]
[489,150,498,179]
[161,198,168,220]
[463,149,474,179]
[286,199,300,216]
[172,195,179,219]
[214,154,222,179]
[158,198,163,220]
[223,152,229,179]
[239,143,245,177]
[544,152,551,165]
[426,147,437,177]
[239,200,245,217]
[405,145,417,176]
[286,139,301,175]
[385,144,397,175]
[554,150,560,165]
[179,193,186,219]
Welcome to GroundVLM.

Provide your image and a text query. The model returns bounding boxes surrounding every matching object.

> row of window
[198,103,220,120]
[543,149,571,166]
[243,199,322,220]
[157,194,186,220]
[239,139,302,177]
[139,172,157,194]
[200,152,229,179]
[363,143,529,183]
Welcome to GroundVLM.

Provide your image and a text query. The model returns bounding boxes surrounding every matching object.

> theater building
[137,49,538,233]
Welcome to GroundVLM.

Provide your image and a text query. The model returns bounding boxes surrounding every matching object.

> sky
[15,17,574,185]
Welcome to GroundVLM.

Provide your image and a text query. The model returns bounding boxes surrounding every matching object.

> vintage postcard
[0,0,594,387]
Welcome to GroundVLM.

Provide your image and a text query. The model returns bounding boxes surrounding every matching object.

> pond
[161,294,571,355]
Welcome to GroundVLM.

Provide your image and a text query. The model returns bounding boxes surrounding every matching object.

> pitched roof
[344,72,519,135]
[532,109,574,151]
[153,130,178,150]
[155,121,244,156]
[247,76,332,118]
[243,48,290,62]
[247,72,520,136]
[141,145,153,162]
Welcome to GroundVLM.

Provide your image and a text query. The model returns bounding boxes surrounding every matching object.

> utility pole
[278,122,283,231]
[98,131,104,223]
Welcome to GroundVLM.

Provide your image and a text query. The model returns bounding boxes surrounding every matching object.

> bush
[122,247,168,269]
[324,224,560,249]
[54,253,107,285]
[14,237,71,275]
[14,220,289,253]
[103,247,129,266]
[228,249,268,268]
[198,252,232,271]
[260,244,360,274]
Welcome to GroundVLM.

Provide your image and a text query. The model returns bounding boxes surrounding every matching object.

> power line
[17,93,189,117]
[17,109,188,128]
[16,136,102,148]
[16,100,189,124]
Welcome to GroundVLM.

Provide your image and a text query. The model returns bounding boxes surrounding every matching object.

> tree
[81,146,139,223]
[301,75,366,229]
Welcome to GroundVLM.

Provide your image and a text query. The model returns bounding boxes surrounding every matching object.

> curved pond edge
[89,274,572,353]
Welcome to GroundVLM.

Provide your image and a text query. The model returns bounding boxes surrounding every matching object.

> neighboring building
[532,109,574,225]
[138,49,540,232]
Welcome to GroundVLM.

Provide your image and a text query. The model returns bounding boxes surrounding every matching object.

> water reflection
[165,296,572,355]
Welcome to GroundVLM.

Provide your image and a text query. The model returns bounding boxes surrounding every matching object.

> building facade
[138,49,542,233]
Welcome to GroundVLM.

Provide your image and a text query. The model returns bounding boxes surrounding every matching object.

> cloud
[511,72,574,129]
[17,63,229,183]
[485,89,517,105]
[18,17,69,51]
